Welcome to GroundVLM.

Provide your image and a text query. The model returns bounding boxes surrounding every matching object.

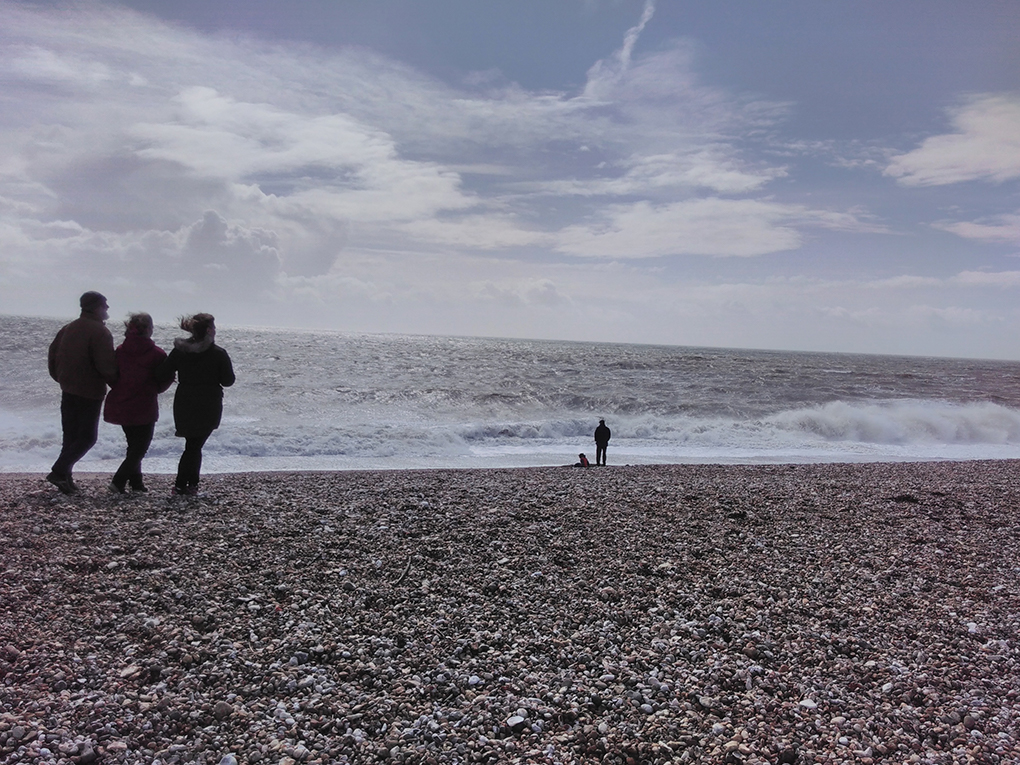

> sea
[3,314,1020,474]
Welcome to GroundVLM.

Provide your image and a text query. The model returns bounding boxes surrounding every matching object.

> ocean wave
[452,400,1020,447]
[767,400,1020,444]
[4,399,1020,473]
[5,312,1020,471]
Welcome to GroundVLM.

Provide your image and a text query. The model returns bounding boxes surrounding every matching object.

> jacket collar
[174,336,214,353]
[79,309,106,323]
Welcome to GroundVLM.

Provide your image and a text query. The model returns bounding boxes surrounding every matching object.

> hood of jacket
[173,336,214,354]
[119,332,158,357]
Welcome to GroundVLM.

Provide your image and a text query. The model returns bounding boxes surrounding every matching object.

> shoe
[46,472,75,495]
[109,481,126,494]
[130,483,148,493]
[171,486,198,497]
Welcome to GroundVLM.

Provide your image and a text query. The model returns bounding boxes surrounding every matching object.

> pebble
[2,463,1019,765]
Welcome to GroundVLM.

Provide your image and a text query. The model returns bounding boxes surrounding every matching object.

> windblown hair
[124,312,153,337]
[180,313,215,341]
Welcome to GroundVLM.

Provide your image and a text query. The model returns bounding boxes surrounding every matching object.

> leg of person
[121,424,154,491]
[186,431,210,489]
[596,444,606,466]
[111,426,133,492]
[132,423,155,491]
[50,393,102,492]
[175,431,210,494]
[174,444,187,494]
[174,437,194,494]
[49,395,80,491]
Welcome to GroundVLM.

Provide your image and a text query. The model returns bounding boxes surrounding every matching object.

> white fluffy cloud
[885,95,1020,186]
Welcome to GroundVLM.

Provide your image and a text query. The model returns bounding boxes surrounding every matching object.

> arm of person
[220,349,236,388]
[154,349,178,385]
[153,349,175,393]
[47,329,63,382]
[95,328,119,385]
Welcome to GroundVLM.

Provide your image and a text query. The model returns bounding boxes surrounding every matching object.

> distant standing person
[594,418,611,466]
[47,291,119,494]
[156,313,235,496]
[103,313,173,493]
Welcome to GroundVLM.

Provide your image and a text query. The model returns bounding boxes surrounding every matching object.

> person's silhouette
[594,419,611,466]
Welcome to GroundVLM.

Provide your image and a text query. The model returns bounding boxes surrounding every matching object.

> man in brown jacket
[47,291,118,494]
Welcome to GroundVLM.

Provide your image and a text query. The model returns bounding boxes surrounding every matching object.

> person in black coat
[594,419,611,466]
[156,313,235,495]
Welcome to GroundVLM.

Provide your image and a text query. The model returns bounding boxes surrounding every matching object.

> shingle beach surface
[2,462,1019,764]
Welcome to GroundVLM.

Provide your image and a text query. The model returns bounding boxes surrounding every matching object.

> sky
[2,0,1019,359]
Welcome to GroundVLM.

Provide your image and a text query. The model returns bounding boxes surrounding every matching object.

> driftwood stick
[393,558,412,585]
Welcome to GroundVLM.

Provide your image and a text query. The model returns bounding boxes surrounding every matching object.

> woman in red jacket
[103,313,173,493]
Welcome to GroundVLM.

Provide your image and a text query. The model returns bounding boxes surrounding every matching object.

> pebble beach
[2,461,1019,765]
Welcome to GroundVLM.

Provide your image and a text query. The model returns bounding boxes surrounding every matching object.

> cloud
[555,198,801,258]
[0,0,824,282]
[535,149,783,197]
[397,214,545,249]
[885,94,1020,186]
[952,270,1020,287]
[933,211,1020,245]
[180,210,280,279]
[870,275,944,289]
[472,278,571,308]
[8,1,994,356]
[8,45,115,87]
[870,271,1020,290]
[554,198,885,258]
[132,87,474,222]
[583,0,656,100]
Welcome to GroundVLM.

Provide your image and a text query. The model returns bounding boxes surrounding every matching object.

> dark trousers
[51,393,103,477]
[112,424,155,490]
[176,431,211,490]
[596,444,607,466]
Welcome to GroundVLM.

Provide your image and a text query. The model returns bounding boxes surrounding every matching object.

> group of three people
[47,291,234,496]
